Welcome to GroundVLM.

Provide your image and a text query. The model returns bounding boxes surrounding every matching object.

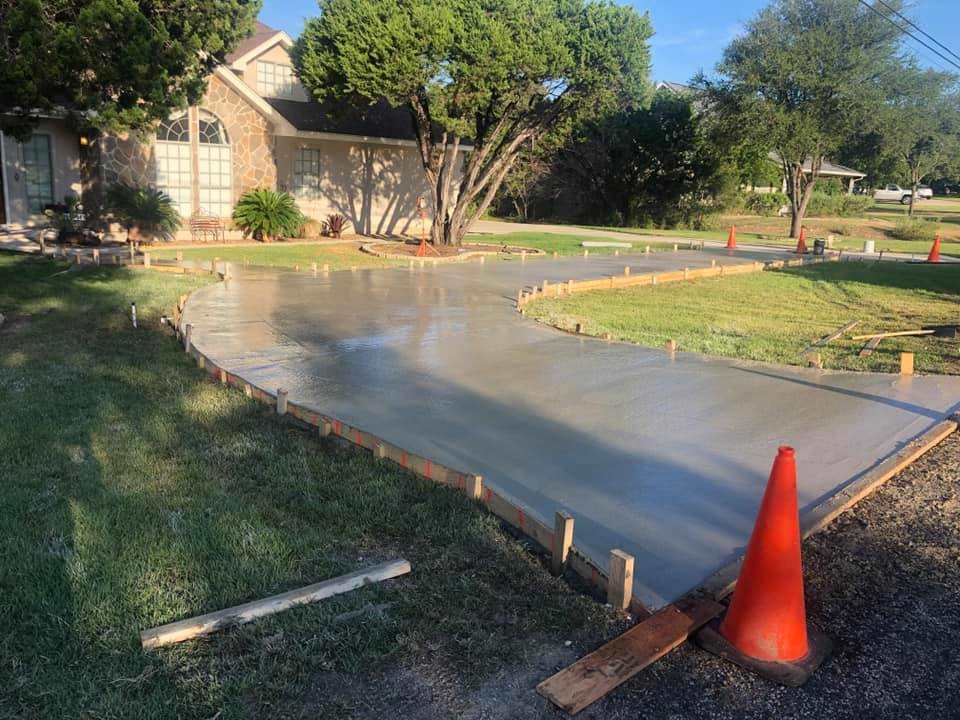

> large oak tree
[293,0,652,245]
[700,0,904,238]
[0,0,261,139]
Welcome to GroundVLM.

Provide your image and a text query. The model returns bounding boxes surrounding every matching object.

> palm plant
[106,183,181,243]
[232,188,304,242]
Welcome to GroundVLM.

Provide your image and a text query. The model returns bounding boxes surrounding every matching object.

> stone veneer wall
[99,74,277,211]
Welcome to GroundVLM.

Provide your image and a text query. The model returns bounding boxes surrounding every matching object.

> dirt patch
[0,313,32,334]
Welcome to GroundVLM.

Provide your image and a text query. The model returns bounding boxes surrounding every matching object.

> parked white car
[917,185,934,199]
[873,184,913,204]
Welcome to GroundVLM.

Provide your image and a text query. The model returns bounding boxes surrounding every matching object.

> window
[197,112,232,218]
[22,135,54,213]
[154,111,233,219]
[155,115,193,218]
[257,61,297,98]
[293,148,322,200]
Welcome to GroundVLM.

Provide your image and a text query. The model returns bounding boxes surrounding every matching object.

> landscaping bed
[0,253,618,719]
[524,262,960,375]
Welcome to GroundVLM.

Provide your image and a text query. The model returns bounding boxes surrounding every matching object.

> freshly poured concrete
[182,249,960,610]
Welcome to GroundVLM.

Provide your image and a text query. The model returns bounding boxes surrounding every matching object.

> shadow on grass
[1,254,626,719]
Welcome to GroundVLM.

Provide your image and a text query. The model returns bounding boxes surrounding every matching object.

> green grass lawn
[149,241,402,271]
[525,262,960,375]
[593,224,960,258]
[473,231,672,256]
[0,253,615,719]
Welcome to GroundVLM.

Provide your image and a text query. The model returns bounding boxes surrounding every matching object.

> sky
[259,0,960,84]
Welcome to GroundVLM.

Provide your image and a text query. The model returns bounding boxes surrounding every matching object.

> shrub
[743,191,788,217]
[890,216,940,243]
[105,183,180,243]
[323,213,351,238]
[693,213,727,231]
[806,193,871,217]
[232,189,304,242]
[294,218,324,239]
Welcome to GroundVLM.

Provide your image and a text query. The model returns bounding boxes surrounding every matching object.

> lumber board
[140,559,411,649]
[536,598,723,715]
[851,329,935,341]
[858,335,882,357]
[800,320,860,355]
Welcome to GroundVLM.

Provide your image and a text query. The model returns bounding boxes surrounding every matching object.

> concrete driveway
[182,248,960,609]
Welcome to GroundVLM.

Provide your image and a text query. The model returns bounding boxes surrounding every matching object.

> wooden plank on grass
[859,335,882,357]
[800,320,860,355]
[140,559,411,649]
[536,598,723,715]
[851,329,935,341]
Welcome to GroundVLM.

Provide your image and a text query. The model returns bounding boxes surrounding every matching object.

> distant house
[1,21,465,235]
[655,82,866,194]
[767,153,866,194]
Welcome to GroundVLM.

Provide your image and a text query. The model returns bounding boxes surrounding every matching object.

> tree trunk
[784,157,820,238]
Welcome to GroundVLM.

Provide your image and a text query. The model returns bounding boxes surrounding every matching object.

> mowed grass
[0,253,614,719]
[525,262,960,375]
[149,240,402,271]
[472,230,671,256]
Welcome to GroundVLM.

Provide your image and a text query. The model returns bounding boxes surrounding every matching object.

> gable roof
[656,81,695,95]
[768,152,866,179]
[227,22,283,63]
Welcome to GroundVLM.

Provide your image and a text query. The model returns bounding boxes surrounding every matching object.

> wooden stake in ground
[140,559,411,649]
[536,599,723,715]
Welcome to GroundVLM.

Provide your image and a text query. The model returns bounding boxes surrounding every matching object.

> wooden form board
[140,559,411,648]
[859,335,882,357]
[536,598,724,715]
[801,319,860,355]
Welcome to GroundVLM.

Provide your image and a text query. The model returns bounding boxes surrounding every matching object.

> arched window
[155,114,192,217]
[197,111,232,218]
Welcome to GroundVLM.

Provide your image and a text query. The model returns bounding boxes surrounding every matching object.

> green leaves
[0,0,261,139]
[293,0,652,136]
[231,189,306,242]
[105,184,182,242]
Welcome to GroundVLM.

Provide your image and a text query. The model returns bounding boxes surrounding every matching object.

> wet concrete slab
[182,249,960,610]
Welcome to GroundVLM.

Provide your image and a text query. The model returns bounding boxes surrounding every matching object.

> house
[0,21,458,236]
[654,82,866,194]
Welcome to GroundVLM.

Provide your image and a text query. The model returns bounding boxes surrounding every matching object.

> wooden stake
[900,352,915,376]
[645,245,650,255]
[140,559,412,649]
[552,512,574,576]
[176,250,183,263]
[665,338,677,354]
[320,421,332,438]
[143,252,151,268]
[464,474,483,501]
[607,549,634,610]
[219,368,228,385]
[184,324,193,353]
[323,264,330,273]
[583,249,589,258]
[575,322,584,334]
[672,244,677,252]
[277,388,288,415]
[93,248,100,265]
[624,266,630,276]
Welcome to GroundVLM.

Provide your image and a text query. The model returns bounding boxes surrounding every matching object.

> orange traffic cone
[696,446,831,686]
[795,227,807,255]
[726,225,737,250]
[927,234,941,263]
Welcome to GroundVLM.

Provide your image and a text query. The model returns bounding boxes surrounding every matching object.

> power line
[872,0,960,66]
[855,0,960,74]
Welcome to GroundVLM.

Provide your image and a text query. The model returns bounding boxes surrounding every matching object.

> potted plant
[232,188,304,242]
[106,183,181,244]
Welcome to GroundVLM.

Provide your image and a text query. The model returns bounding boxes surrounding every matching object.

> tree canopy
[0,0,261,139]
[293,0,652,244]
[874,67,959,215]
[699,0,904,237]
